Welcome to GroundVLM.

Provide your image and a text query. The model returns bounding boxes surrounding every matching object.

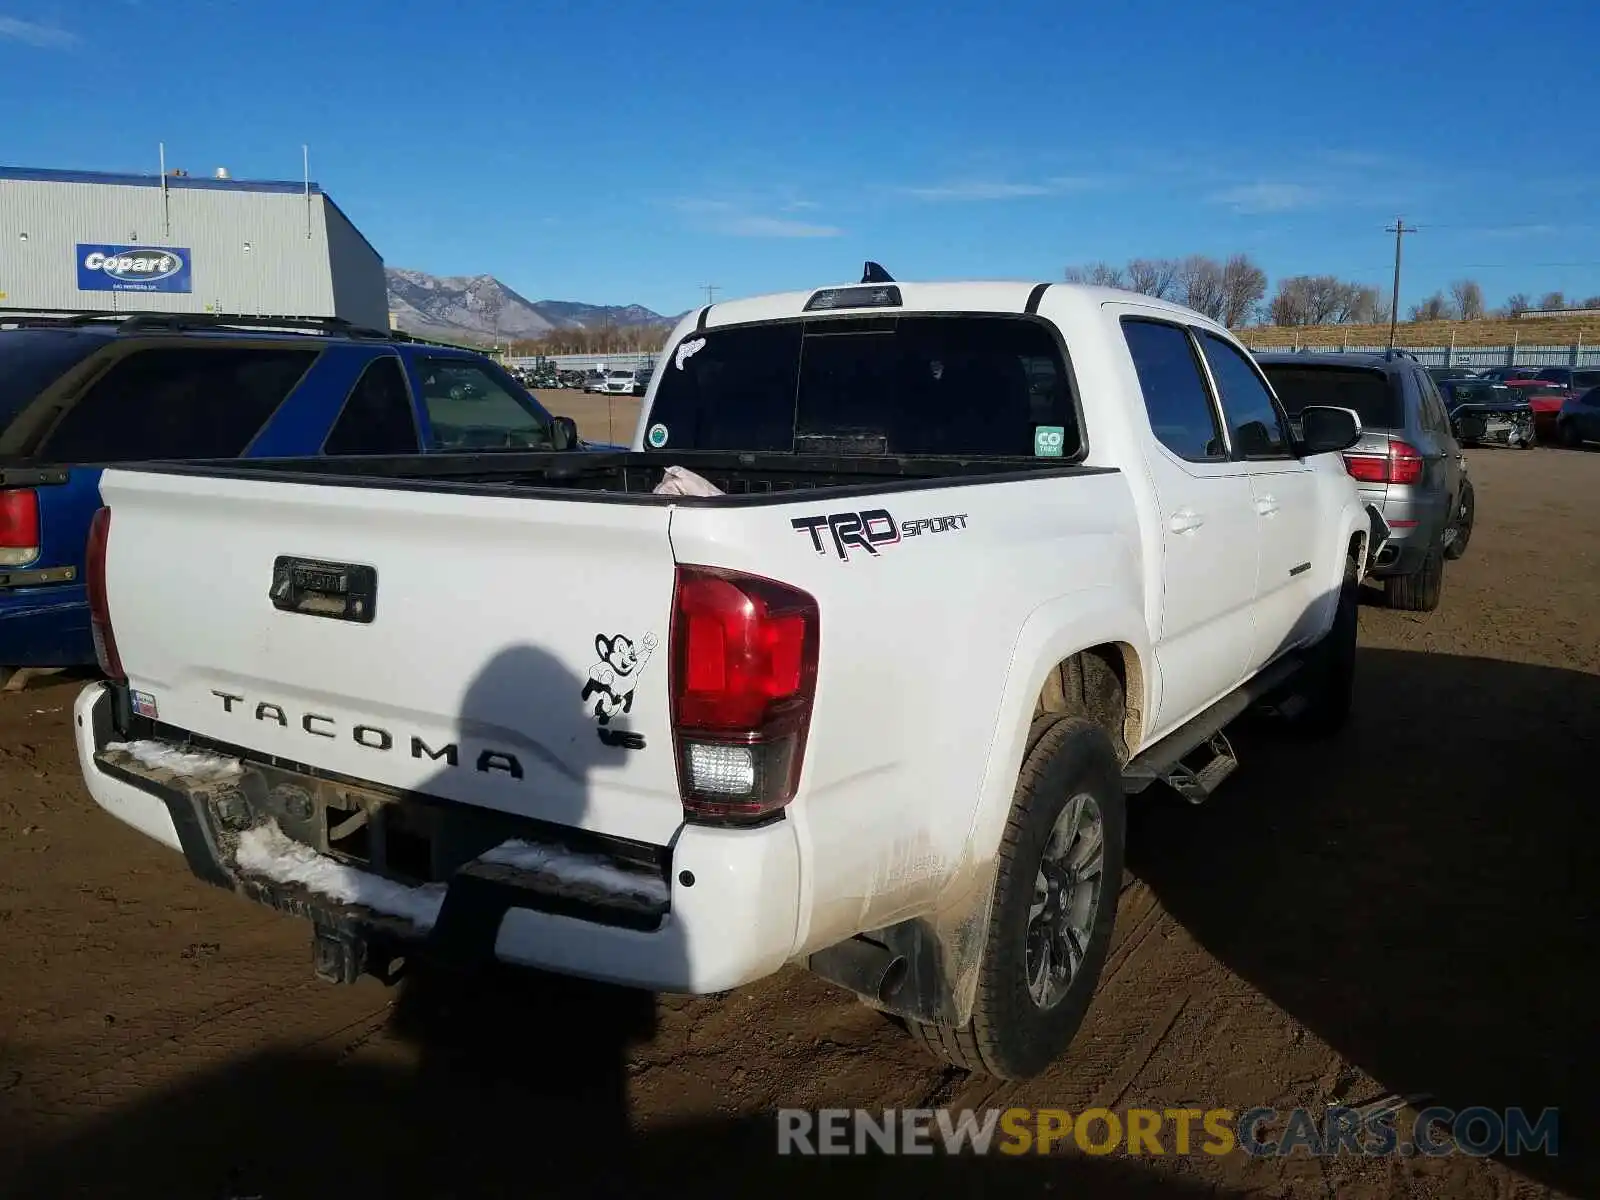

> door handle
[1169,509,1205,535]
[1255,494,1279,517]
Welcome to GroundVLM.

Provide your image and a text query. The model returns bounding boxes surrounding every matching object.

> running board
[1163,732,1238,804]
[1122,652,1305,798]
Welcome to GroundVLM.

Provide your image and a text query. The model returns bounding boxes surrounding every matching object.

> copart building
[0,165,387,328]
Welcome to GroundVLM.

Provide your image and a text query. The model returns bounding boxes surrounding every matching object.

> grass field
[1238,312,1600,348]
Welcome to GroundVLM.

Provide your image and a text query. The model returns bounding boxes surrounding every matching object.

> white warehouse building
[0,165,388,328]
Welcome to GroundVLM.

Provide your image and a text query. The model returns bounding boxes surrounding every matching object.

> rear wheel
[907,717,1125,1080]
[1559,419,1583,448]
[1444,483,1475,561]
[1384,538,1444,612]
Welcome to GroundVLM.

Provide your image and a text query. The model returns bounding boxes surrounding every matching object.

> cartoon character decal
[581,632,659,725]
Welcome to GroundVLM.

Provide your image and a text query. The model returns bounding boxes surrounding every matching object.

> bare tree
[1124,257,1181,299]
[1218,255,1267,327]
[1408,292,1449,322]
[1064,262,1126,287]
[1581,295,1600,310]
[1173,256,1224,322]
[1537,291,1567,311]
[1269,274,1353,326]
[1347,285,1384,324]
[1449,279,1485,320]
[1505,292,1532,316]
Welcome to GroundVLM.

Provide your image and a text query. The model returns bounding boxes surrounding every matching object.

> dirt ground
[0,446,1594,1199]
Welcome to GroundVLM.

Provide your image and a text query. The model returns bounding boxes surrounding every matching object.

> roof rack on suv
[0,307,400,341]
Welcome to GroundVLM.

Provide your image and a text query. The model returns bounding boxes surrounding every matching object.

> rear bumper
[0,582,95,668]
[72,682,801,993]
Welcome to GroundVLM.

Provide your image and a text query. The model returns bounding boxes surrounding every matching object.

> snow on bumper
[72,682,800,993]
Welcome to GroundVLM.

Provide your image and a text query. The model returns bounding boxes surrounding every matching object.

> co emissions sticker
[647,423,669,448]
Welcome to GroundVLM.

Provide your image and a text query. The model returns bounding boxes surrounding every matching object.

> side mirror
[551,415,579,450]
[1298,405,1362,455]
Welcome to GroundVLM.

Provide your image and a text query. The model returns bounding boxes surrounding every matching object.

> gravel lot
[0,444,1592,1199]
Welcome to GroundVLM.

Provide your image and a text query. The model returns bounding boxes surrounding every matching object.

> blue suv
[0,311,597,688]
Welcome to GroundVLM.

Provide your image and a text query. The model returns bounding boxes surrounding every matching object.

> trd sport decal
[582,632,657,749]
[791,510,969,561]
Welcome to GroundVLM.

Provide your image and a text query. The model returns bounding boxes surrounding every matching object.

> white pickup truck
[74,274,1381,1080]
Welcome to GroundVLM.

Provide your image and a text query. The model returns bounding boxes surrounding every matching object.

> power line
[698,283,719,305]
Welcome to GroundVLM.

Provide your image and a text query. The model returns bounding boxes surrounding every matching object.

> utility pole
[699,283,719,306]
[1385,217,1416,353]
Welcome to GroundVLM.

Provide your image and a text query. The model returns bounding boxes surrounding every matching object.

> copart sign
[76,243,192,293]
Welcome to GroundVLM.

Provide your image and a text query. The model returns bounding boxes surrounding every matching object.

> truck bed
[120,449,1115,505]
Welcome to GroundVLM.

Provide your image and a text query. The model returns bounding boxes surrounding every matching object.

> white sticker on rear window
[647,423,669,448]
[675,337,706,370]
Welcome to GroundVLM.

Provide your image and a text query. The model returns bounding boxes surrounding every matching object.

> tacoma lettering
[206,692,520,777]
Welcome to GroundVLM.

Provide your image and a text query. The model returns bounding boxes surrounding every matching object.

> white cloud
[0,16,75,46]
[1207,182,1322,214]
[896,176,1104,202]
[671,197,841,237]
[722,215,841,238]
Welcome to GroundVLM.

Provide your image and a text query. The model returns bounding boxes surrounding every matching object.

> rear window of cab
[644,315,1081,458]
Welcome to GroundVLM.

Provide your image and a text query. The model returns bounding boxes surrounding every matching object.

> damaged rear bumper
[72,682,801,993]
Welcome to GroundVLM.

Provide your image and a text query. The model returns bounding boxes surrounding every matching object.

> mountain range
[385,268,676,342]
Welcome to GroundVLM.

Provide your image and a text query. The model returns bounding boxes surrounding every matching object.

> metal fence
[513,344,1600,374]
[1241,342,1600,369]
[506,352,659,373]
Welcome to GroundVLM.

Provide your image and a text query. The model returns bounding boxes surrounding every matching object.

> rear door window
[1258,364,1403,430]
[646,315,1078,457]
[323,355,420,455]
[35,345,317,462]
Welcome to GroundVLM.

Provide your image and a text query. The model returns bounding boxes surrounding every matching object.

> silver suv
[1255,352,1471,613]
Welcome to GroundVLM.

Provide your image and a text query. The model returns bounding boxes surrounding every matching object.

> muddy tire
[907,717,1125,1080]
[1384,538,1444,613]
[1444,483,1474,562]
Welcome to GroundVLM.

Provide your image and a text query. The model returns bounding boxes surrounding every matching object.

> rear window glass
[36,345,317,462]
[1258,364,1402,429]
[0,330,107,431]
[645,315,1079,458]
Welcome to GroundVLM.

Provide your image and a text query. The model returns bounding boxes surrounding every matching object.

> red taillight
[1387,438,1423,484]
[670,565,819,822]
[85,506,124,680]
[1342,437,1423,485]
[0,488,40,567]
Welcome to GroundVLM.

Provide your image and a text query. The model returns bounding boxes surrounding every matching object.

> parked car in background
[1555,386,1600,447]
[1533,367,1600,392]
[1502,380,1572,441]
[1427,365,1479,383]
[1436,378,1535,448]
[1256,351,1472,611]
[600,368,639,395]
[0,311,594,690]
[1479,367,1545,384]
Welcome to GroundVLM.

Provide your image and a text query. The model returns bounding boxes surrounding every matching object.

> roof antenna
[861,261,894,284]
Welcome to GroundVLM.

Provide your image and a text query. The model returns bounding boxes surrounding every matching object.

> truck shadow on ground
[0,654,1262,1197]
[2,644,1248,1199]
[1129,647,1594,1198]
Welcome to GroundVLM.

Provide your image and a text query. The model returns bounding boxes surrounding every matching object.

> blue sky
[3,0,1597,318]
